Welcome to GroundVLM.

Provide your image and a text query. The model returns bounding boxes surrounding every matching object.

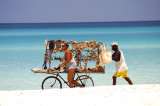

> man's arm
[112,50,121,62]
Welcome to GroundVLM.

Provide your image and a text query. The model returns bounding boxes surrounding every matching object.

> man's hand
[59,63,64,67]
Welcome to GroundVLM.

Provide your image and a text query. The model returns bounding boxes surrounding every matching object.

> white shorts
[66,62,77,71]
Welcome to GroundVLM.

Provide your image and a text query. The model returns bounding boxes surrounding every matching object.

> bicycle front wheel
[41,76,62,90]
[75,75,94,87]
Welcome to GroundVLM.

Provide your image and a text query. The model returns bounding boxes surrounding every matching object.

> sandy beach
[0,84,160,106]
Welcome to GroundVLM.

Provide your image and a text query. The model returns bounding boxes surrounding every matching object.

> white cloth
[65,56,77,71]
[115,50,128,72]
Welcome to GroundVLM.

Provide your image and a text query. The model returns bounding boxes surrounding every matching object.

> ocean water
[0,21,160,91]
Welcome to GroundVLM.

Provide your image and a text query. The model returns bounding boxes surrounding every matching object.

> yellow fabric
[113,70,129,78]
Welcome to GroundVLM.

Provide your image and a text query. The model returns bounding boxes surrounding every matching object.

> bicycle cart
[32,40,111,89]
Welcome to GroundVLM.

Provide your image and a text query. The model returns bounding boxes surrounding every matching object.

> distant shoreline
[1,20,160,28]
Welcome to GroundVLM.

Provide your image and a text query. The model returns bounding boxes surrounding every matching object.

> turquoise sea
[0,21,160,91]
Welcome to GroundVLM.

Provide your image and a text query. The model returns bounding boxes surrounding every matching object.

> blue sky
[0,0,160,23]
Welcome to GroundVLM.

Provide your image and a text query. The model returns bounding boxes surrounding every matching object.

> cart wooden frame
[32,40,106,89]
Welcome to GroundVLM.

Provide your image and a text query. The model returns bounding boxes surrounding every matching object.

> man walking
[111,42,133,85]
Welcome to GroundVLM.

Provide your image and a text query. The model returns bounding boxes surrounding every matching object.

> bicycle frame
[53,73,90,87]
[54,73,69,87]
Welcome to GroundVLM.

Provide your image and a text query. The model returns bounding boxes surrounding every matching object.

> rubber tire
[41,76,62,90]
[75,75,94,87]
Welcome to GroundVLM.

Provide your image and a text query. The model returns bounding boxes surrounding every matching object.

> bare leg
[73,80,84,87]
[68,69,84,88]
[113,76,117,85]
[68,69,75,88]
[124,77,133,85]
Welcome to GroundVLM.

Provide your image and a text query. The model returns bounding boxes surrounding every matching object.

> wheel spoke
[75,75,94,87]
[41,76,62,89]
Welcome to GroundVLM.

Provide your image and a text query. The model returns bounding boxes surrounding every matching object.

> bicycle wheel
[75,75,94,87]
[41,76,62,90]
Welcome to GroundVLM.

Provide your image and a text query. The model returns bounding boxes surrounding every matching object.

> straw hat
[110,42,118,46]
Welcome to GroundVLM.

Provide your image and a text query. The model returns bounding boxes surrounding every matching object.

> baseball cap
[110,42,118,46]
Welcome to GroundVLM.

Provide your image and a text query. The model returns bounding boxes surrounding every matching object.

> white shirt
[115,50,128,72]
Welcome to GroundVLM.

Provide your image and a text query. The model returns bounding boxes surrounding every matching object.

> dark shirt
[112,50,121,62]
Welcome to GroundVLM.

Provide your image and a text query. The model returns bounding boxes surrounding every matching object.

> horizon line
[1,20,160,25]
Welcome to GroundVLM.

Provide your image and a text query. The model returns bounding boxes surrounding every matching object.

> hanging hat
[62,42,69,46]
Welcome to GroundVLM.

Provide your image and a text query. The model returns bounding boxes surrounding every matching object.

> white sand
[0,84,160,106]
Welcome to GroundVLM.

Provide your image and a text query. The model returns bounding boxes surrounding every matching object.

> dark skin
[112,45,133,85]
[112,45,118,60]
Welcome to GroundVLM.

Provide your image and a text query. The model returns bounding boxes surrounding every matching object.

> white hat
[110,42,118,46]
